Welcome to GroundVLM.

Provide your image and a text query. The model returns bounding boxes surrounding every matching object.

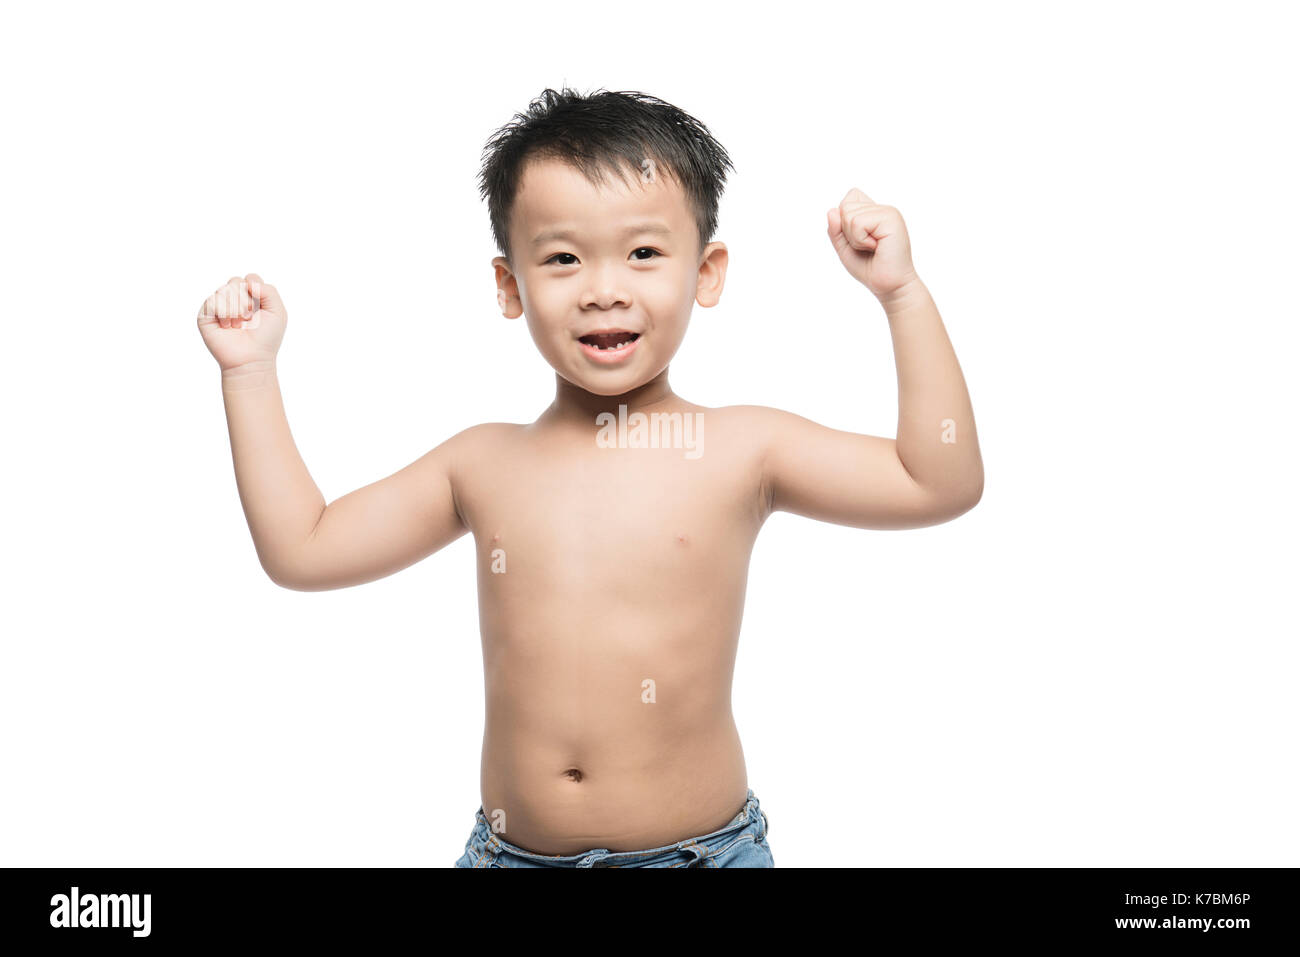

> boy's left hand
[827,188,919,301]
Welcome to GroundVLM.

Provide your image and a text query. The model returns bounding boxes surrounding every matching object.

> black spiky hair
[477,87,735,269]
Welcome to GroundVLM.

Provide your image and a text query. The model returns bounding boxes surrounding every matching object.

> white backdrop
[1,0,1295,867]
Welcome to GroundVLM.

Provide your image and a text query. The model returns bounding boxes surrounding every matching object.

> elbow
[264,562,330,592]
[926,478,982,524]
[953,474,983,514]
[263,562,305,591]
[260,551,316,592]
[957,483,983,518]
[266,569,327,592]
[262,553,350,592]
[256,537,331,591]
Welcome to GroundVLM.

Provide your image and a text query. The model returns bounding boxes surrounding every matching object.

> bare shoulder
[438,420,528,467]
[444,420,527,448]
[707,404,803,421]
[710,404,789,420]
[704,404,805,444]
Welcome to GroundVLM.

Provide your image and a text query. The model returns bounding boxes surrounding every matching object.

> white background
[1,0,1295,867]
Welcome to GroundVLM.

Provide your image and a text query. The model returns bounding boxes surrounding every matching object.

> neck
[543,369,678,426]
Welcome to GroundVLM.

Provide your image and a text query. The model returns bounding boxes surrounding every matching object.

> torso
[454,403,769,854]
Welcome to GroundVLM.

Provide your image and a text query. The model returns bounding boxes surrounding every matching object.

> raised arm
[243,416,473,592]
[757,407,971,530]
[273,442,471,591]
[199,274,471,591]
[756,189,983,530]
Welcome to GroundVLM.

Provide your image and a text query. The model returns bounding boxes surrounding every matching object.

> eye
[543,248,662,266]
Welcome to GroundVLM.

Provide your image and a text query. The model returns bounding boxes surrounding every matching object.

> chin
[570,375,648,397]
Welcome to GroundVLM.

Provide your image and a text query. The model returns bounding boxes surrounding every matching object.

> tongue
[586,332,634,348]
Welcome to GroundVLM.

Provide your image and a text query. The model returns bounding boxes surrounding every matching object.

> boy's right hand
[197,273,287,372]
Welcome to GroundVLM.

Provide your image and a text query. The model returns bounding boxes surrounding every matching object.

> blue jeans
[454,788,774,868]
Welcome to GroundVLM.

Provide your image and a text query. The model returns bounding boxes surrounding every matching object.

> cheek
[674,269,700,311]
[643,269,691,307]
[528,281,570,316]
[651,274,696,329]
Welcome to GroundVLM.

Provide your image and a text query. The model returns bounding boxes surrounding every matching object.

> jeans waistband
[473,788,765,867]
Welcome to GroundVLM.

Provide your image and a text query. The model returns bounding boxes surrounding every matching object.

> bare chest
[460,442,764,599]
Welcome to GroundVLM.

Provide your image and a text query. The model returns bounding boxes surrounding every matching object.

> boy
[197,87,983,868]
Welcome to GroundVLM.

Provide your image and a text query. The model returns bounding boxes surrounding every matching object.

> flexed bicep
[758,407,962,530]
[268,428,476,591]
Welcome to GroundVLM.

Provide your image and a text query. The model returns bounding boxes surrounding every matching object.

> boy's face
[492,156,727,398]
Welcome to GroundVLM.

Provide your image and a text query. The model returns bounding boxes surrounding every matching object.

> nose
[581,288,629,309]
[580,265,629,310]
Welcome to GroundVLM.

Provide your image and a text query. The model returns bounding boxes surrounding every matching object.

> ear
[695,242,728,308]
[492,256,524,319]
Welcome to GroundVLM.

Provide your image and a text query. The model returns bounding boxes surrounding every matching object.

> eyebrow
[530,222,673,246]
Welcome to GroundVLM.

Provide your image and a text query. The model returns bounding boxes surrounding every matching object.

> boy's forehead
[513,157,691,237]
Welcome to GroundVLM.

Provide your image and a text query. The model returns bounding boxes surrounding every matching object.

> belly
[479,711,749,855]
[476,617,750,854]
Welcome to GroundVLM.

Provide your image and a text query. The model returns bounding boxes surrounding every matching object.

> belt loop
[678,841,709,866]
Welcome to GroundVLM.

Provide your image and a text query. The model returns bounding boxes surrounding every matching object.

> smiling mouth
[578,331,641,350]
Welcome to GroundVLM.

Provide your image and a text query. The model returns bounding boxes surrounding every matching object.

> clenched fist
[826,188,920,302]
[197,273,287,372]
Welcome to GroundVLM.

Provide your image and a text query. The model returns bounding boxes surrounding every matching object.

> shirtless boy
[197,87,983,868]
